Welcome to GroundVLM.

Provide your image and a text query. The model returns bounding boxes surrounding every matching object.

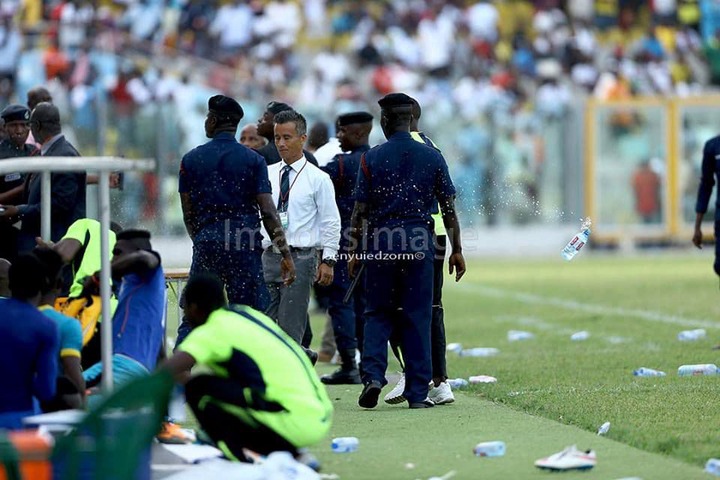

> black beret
[337,111,373,126]
[266,101,293,115]
[377,93,414,111]
[116,229,151,242]
[1,104,30,123]
[208,95,244,121]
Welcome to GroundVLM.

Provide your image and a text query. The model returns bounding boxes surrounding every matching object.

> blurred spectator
[0,13,22,104]
[632,159,662,223]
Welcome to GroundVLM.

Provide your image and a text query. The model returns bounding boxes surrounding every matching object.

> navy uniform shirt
[179,132,271,247]
[355,131,455,251]
[322,144,370,230]
[696,135,720,221]
[0,139,33,194]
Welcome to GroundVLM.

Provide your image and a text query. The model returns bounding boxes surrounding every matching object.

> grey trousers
[262,248,318,344]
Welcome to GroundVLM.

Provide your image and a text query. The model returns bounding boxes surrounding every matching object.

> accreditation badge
[279,211,289,230]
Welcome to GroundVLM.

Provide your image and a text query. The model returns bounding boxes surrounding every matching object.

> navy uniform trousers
[326,256,366,352]
[176,241,269,346]
[362,249,433,403]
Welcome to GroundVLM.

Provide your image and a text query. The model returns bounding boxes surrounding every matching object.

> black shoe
[408,398,435,409]
[303,347,318,366]
[321,367,362,385]
[358,380,382,408]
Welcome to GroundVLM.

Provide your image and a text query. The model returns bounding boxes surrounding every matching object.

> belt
[266,246,316,253]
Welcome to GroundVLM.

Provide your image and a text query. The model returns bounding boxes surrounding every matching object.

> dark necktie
[278,165,291,212]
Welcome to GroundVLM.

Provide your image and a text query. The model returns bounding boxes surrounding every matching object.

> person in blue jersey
[0,253,59,429]
[320,111,373,385]
[177,95,295,346]
[348,93,466,409]
[82,229,166,406]
[33,246,85,411]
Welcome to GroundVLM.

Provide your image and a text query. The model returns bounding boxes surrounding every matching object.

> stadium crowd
[1,0,720,228]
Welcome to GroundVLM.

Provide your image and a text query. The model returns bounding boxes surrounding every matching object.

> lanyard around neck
[279,160,308,205]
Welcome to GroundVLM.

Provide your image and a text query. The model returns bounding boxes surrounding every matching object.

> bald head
[0,258,10,298]
[27,87,52,111]
[30,102,61,143]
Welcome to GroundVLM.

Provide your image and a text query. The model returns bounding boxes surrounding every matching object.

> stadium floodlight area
[0,156,156,394]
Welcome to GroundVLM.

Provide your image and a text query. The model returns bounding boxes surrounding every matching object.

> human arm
[0,184,23,205]
[60,318,85,393]
[180,192,198,241]
[12,173,81,224]
[694,140,716,248]
[257,192,295,285]
[161,351,196,385]
[111,250,159,278]
[435,153,465,281]
[315,176,340,286]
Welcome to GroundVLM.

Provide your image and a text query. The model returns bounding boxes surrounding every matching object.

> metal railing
[0,157,156,394]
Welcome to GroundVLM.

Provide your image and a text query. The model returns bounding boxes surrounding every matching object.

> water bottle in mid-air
[597,422,611,435]
[562,218,592,261]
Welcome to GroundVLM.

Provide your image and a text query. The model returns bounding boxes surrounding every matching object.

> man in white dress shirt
[262,110,341,350]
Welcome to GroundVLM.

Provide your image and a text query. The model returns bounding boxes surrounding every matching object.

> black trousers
[390,234,447,379]
[185,375,297,460]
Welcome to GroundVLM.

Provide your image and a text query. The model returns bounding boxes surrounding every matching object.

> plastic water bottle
[633,367,666,377]
[447,378,469,389]
[677,364,719,376]
[597,422,611,435]
[473,441,506,457]
[571,331,590,341]
[561,218,592,261]
[459,348,500,357]
[446,343,463,354]
[705,458,720,476]
[507,330,534,342]
[331,437,359,453]
[469,375,497,384]
[677,329,706,341]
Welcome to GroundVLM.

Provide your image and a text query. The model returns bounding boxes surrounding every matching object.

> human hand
[315,262,334,286]
[692,228,703,249]
[281,255,296,286]
[448,252,466,282]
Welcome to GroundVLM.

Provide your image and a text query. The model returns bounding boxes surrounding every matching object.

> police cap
[377,93,414,113]
[337,111,373,126]
[1,104,30,123]
[266,101,293,115]
[208,95,244,122]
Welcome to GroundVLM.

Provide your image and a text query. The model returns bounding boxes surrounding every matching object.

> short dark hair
[9,253,46,300]
[185,274,227,313]
[116,229,152,251]
[274,110,307,136]
[32,247,64,295]
[410,98,421,120]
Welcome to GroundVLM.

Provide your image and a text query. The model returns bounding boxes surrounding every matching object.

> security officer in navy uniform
[177,95,296,346]
[256,101,319,167]
[348,93,466,409]
[0,105,33,261]
[320,111,373,385]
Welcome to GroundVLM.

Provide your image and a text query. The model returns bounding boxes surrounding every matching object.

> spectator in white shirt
[210,0,253,53]
[261,110,341,349]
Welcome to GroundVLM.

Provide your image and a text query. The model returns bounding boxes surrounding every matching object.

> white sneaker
[383,374,406,404]
[534,445,597,471]
[428,381,455,405]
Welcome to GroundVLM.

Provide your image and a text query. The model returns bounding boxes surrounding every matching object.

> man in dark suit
[0,103,86,253]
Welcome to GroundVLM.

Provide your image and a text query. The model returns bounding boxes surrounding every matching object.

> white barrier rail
[0,157,156,395]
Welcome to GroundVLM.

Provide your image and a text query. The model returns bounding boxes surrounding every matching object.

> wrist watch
[321,258,337,267]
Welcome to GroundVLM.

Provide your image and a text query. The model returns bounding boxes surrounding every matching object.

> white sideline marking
[468,285,719,329]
